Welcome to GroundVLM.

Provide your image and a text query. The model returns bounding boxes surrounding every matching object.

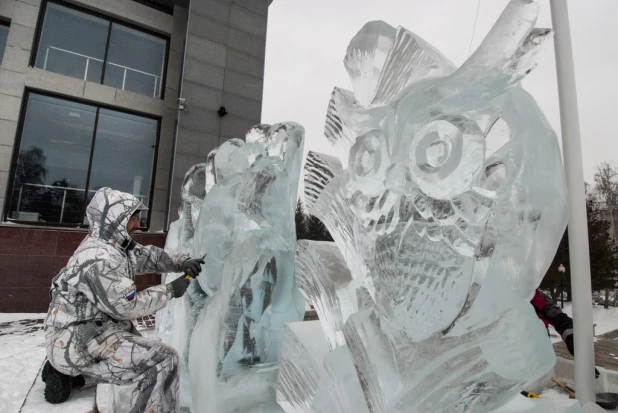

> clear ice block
[157,123,306,412]
[278,0,570,412]
[156,163,208,407]
[188,123,306,413]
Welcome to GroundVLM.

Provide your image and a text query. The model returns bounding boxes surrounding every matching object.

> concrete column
[0,0,39,216]
[168,0,269,225]
[150,5,189,232]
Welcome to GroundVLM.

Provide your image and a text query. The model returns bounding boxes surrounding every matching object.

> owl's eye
[350,131,383,177]
[424,137,451,170]
[406,115,484,200]
[348,130,389,197]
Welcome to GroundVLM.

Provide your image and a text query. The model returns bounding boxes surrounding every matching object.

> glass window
[33,2,168,98]
[0,22,9,66]
[104,24,167,98]
[34,3,108,83]
[8,94,96,224]
[87,109,157,227]
[7,93,158,227]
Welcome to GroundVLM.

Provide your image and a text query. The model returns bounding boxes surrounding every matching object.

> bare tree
[593,162,618,306]
[593,162,618,239]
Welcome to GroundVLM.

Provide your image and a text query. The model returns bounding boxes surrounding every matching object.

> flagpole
[550,0,596,405]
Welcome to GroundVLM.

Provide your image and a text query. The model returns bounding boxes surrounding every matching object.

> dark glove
[564,334,600,378]
[169,276,190,298]
[181,258,205,278]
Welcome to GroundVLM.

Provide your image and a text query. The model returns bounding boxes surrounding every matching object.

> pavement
[554,329,618,372]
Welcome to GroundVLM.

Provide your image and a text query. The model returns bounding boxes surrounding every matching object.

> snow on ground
[19,373,95,413]
[549,303,618,343]
[540,386,572,400]
[0,320,46,413]
[0,315,157,413]
[0,313,46,323]
[0,316,95,413]
[2,309,617,412]
[539,387,614,412]
[499,390,598,412]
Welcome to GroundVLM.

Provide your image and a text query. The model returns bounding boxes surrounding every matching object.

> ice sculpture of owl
[277,1,571,412]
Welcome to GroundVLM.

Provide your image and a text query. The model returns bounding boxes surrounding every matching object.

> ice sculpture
[156,163,209,406]
[278,1,572,412]
[186,123,306,413]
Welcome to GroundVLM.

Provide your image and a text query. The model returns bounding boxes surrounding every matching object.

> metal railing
[14,183,145,224]
[43,46,161,98]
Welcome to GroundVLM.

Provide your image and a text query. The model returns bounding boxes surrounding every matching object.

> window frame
[0,18,10,66]
[4,88,162,231]
[131,0,174,16]
[30,0,170,100]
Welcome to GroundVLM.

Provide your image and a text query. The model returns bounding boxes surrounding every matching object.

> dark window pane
[104,24,166,98]
[8,94,97,224]
[34,3,109,83]
[101,63,125,91]
[87,109,157,227]
[0,23,9,66]
[131,0,173,15]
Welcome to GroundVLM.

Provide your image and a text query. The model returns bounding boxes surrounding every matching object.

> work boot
[41,360,52,382]
[72,374,85,389]
[42,361,72,404]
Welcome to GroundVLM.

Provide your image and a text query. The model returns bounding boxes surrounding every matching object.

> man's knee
[46,338,81,376]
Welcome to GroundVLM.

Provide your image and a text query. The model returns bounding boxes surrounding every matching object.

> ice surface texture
[156,123,306,412]
[156,163,209,407]
[185,123,306,413]
[278,1,569,412]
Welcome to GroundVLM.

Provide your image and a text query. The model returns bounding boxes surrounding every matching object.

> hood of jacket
[86,187,147,244]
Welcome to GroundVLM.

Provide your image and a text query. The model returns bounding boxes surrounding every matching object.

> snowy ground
[0,314,48,413]
[2,307,618,413]
[0,313,156,413]
[549,303,618,343]
[0,313,46,323]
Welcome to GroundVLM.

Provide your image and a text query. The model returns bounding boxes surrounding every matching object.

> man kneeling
[43,187,204,412]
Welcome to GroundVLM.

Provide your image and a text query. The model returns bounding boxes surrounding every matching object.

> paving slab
[554,328,618,372]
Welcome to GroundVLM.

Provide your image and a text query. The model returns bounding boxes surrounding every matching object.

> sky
[261,0,618,183]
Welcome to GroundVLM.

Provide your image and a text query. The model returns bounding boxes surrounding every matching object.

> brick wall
[0,226,166,312]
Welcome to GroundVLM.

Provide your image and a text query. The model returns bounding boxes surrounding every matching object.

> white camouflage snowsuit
[45,187,189,413]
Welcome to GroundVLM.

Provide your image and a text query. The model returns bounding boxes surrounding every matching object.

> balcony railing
[13,183,145,224]
[43,46,161,98]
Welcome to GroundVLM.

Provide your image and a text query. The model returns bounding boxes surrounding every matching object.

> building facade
[0,0,271,311]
